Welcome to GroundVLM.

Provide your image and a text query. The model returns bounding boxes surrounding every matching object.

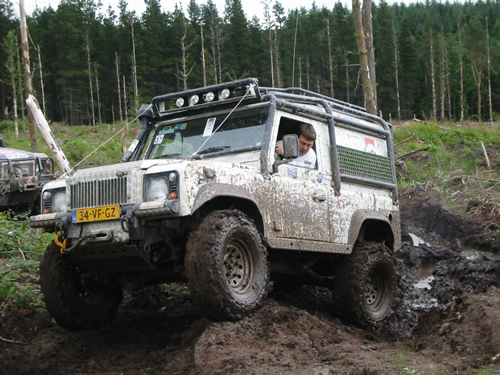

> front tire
[39,242,123,329]
[332,242,397,329]
[185,209,269,321]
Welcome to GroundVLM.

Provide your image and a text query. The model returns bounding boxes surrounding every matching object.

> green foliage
[0,212,52,318]
[1,0,499,126]
[394,122,500,202]
[2,123,136,172]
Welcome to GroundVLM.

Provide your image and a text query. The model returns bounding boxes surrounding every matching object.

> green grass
[1,120,139,172]
[394,121,500,203]
[0,212,53,318]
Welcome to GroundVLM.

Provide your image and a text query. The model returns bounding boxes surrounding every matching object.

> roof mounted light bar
[152,78,261,115]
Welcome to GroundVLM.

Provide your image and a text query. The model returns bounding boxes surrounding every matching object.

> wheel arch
[192,184,264,234]
[348,209,396,250]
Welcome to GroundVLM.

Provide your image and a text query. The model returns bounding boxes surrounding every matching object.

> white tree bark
[26,94,73,176]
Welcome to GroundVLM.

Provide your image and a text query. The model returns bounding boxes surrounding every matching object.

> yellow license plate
[72,205,120,223]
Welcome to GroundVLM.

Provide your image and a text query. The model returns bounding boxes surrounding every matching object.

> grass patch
[394,121,500,204]
[0,212,53,318]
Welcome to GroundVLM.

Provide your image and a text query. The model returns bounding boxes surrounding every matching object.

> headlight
[146,178,168,201]
[42,188,67,214]
[144,172,179,202]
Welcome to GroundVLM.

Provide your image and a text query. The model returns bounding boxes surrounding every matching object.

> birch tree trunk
[19,0,38,152]
[429,29,437,121]
[122,75,129,153]
[362,0,377,107]
[200,23,207,86]
[326,18,335,98]
[471,62,482,123]
[273,27,281,87]
[439,32,446,121]
[353,0,377,114]
[95,65,102,125]
[457,18,465,123]
[392,20,401,121]
[11,74,19,139]
[36,45,46,116]
[115,53,123,125]
[26,95,73,176]
[15,36,26,125]
[485,17,493,125]
[177,18,197,91]
[262,0,274,87]
[131,19,139,123]
[86,34,95,126]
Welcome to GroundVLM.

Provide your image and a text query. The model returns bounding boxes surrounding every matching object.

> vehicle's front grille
[70,177,128,209]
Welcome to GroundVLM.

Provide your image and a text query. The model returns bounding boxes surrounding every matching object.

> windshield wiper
[197,146,231,155]
[153,153,183,159]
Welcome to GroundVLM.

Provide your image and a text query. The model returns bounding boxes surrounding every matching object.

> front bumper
[30,198,180,231]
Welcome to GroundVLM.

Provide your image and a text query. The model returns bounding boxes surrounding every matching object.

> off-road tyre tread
[39,241,123,329]
[185,209,269,321]
[332,241,397,329]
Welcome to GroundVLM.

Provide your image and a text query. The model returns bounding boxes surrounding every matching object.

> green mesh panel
[338,145,393,182]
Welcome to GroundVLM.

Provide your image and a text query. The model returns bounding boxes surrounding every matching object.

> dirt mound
[400,187,500,253]
[1,188,499,374]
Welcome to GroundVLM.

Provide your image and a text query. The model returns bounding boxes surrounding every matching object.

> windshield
[147,107,269,160]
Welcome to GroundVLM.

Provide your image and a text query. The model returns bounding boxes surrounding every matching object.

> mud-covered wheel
[185,209,269,321]
[332,242,397,329]
[39,241,123,329]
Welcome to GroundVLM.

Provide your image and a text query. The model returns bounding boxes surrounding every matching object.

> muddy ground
[1,187,499,375]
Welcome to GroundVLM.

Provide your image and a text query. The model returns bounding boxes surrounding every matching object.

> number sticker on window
[154,134,165,145]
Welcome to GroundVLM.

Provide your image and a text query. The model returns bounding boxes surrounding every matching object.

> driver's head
[298,124,316,156]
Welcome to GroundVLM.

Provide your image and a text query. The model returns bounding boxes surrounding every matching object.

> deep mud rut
[1,188,499,375]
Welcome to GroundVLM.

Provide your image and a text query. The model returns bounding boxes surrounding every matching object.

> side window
[276,118,317,169]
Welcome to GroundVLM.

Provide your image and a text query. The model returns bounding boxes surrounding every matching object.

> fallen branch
[396,146,431,160]
[442,175,500,185]
[0,335,26,345]
[394,137,414,148]
[481,141,491,169]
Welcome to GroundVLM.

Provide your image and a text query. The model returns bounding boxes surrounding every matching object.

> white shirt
[294,147,316,168]
[276,140,317,168]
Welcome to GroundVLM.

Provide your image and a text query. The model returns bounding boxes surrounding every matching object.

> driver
[275,123,316,168]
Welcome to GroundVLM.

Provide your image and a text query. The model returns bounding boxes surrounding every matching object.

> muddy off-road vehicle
[31,78,401,330]
[0,136,55,214]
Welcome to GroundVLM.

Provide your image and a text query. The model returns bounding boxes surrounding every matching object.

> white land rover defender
[31,78,401,330]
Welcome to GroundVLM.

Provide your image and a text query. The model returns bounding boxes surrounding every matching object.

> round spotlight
[204,91,215,102]
[220,88,231,99]
[189,95,200,106]
[176,97,185,107]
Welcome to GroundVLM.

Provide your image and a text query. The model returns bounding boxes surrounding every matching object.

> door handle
[313,194,326,202]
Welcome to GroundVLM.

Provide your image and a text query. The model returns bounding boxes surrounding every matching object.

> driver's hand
[275,144,284,156]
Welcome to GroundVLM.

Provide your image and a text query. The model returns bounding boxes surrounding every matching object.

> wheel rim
[364,267,387,314]
[223,239,253,293]
[74,267,108,305]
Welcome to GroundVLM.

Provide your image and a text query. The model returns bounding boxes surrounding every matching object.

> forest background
[0,0,499,129]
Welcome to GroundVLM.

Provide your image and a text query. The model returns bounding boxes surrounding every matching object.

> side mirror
[282,134,299,159]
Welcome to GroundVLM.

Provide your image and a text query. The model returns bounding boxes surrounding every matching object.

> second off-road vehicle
[31,78,401,330]
[0,136,54,214]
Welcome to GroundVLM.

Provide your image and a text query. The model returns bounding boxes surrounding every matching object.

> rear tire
[332,242,397,329]
[185,209,269,321]
[40,242,123,329]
